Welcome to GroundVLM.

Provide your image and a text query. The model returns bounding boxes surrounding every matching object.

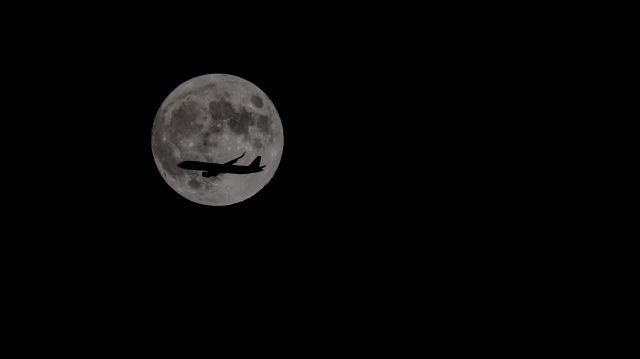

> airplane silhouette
[177,152,265,177]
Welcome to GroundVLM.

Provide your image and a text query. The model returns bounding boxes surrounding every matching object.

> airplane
[177,152,265,177]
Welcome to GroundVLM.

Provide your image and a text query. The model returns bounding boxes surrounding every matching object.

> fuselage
[178,161,263,174]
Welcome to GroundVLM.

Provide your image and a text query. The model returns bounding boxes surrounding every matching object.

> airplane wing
[178,161,210,171]
[224,152,245,165]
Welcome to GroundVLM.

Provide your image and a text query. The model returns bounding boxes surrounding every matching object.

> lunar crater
[188,178,202,189]
[251,95,263,108]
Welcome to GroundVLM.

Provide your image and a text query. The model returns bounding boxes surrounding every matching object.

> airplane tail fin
[249,156,265,170]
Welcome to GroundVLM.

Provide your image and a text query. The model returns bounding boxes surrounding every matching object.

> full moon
[151,74,283,206]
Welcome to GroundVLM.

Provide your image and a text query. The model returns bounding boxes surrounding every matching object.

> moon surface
[151,74,283,206]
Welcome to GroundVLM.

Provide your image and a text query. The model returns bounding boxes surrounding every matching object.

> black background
[2,5,564,319]
[0,5,613,350]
